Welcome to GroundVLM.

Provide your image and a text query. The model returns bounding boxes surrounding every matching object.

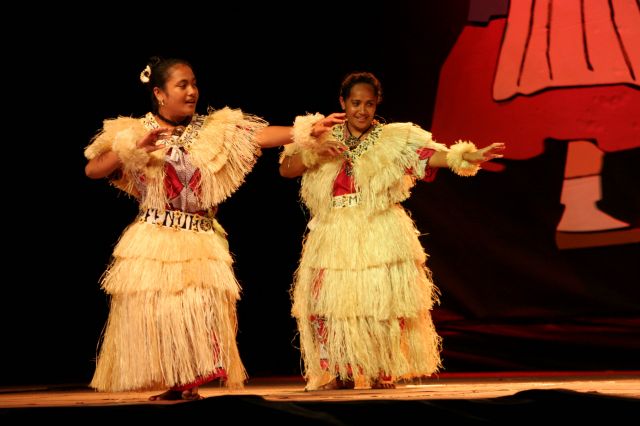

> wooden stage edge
[1,370,639,408]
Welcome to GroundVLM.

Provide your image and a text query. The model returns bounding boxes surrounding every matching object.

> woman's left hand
[464,142,506,164]
[137,127,171,153]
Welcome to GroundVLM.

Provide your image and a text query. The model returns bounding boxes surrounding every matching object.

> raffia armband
[292,112,325,169]
[112,128,150,172]
[292,113,325,147]
[446,140,480,177]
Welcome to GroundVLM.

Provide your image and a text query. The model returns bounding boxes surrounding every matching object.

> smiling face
[340,82,378,135]
[153,63,199,122]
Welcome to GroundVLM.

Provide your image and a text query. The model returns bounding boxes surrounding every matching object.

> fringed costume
[282,119,458,389]
[85,108,265,392]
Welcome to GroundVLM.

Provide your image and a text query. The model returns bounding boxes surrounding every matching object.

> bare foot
[180,389,204,400]
[148,389,204,401]
[371,379,396,389]
[148,390,182,401]
[336,377,355,389]
[315,377,355,391]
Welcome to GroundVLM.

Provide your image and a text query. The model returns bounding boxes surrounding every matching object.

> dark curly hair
[339,72,383,104]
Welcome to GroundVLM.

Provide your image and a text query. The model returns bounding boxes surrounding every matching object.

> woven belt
[332,193,360,208]
[137,208,216,233]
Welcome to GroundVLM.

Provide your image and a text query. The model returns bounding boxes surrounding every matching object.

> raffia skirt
[90,214,246,392]
[291,205,442,389]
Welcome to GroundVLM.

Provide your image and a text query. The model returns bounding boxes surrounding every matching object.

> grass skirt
[90,220,246,391]
[292,206,442,389]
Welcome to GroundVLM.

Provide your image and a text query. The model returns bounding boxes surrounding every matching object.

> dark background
[3,1,638,387]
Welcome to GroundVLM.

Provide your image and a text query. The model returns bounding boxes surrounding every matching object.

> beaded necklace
[344,122,373,149]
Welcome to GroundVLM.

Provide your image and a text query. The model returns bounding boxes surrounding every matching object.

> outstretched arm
[461,142,506,163]
[428,142,506,168]
[254,113,346,148]
[254,126,296,148]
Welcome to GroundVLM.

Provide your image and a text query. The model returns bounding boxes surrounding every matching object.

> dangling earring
[160,99,165,107]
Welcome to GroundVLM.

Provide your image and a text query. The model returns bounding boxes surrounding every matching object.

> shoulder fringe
[392,123,450,152]
[85,117,153,199]
[446,140,480,177]
[85,110,265,209]
[300,149,321,168]
[300,158,342,218]
[354,123,448,212]
[112,128,150,172]
[299,122,450,216]
[85,116,142,160]
[188,107,264,207]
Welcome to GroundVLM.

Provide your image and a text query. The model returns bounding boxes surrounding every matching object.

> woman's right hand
[311,112,346,138]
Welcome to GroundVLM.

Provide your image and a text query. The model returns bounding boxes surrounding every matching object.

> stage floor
[1,371,639,408]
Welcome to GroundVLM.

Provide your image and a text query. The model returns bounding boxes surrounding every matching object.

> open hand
[464,142,506,164]
[311,113,346,138]
[137,128,170,153]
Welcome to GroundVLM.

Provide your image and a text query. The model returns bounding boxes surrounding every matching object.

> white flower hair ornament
[139,65,151,83]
